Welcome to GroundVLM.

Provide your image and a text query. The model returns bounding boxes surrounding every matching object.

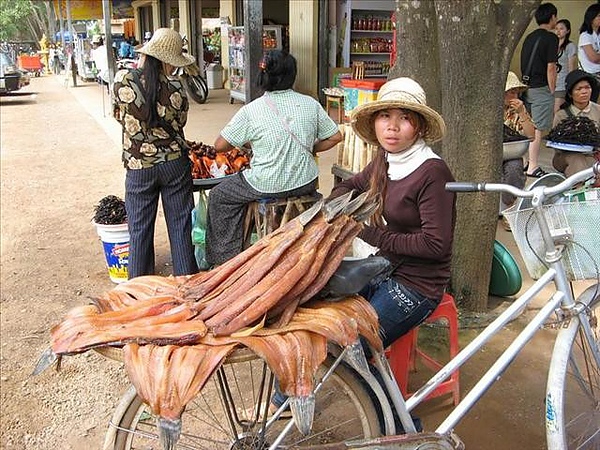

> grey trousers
[125,156,198,278]
[205,173,318,266]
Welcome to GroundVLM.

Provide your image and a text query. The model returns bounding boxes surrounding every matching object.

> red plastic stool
[387,292,460,405]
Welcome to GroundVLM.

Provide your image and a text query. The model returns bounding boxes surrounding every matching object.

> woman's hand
[508,98,526,115]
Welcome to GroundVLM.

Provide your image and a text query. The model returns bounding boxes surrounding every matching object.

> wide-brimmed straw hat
[505,71,528,93]
[351,77,446,146]
[136,28,194,67]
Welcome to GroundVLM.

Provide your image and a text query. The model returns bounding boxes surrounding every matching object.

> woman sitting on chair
[205,50,342,267]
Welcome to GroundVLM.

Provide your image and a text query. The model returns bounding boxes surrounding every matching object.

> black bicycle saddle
[319,256,392,300]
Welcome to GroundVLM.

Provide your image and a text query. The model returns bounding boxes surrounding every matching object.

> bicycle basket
[503,197,600,281]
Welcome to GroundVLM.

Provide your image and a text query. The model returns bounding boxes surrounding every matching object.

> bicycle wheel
[108,350,381,449]
[546,284,600,450]
[183,74,208,104]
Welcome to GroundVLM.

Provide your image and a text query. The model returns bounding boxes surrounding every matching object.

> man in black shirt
[520,2,558,178]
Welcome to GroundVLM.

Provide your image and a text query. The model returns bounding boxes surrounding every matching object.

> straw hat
[351,77,446,146]
[136,28,195,67]
[505,71,527,93]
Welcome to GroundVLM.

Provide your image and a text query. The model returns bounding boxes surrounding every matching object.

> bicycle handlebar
[446,162,599,200]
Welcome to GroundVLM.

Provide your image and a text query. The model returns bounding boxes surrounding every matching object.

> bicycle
[102,164,599,450]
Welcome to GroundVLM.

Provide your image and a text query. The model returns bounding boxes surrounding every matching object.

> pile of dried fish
[547,115,600,146]
[35,192,383,449]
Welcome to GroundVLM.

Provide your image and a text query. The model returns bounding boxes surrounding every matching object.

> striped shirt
[220,89,339,193]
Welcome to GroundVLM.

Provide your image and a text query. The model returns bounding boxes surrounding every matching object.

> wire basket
[503,198,600,280]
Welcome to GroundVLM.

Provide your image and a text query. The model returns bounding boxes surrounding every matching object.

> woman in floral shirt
[501,72,536,230]
[113,28,198,278]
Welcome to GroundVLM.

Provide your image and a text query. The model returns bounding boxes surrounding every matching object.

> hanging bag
[522,36,541,86]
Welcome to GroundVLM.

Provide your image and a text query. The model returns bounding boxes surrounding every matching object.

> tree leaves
[0,0,48,42]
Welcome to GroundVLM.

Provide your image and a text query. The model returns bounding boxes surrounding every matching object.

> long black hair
[557,19,572,52]
[256,50,297,92]
[580,4,600,34]
[140,54,163,127]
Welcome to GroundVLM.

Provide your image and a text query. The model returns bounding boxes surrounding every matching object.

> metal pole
[65,0,73,43]
[56,1,65,50]
[65,0,76,87]
[102,0,116,113]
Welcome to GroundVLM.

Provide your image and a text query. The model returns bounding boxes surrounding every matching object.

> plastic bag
[191,190,210,270]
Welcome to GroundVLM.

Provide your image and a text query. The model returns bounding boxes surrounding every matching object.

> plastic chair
[387,292,460,405]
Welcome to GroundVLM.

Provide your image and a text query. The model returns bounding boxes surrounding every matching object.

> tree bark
[392,0,538,310]
[389,0,441,126]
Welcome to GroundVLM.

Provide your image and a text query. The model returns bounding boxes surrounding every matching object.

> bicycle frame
[359,164,600,442]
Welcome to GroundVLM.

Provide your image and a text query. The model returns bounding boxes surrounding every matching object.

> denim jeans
[360,278,439,349]
[271,278,439,408]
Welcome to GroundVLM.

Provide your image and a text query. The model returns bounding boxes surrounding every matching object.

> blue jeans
[271,278,439,408]
[360,278,439,349]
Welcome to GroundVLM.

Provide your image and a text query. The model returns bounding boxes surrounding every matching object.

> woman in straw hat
[329,77,456,348]
[113,28,198,279]
[500,72,535,230]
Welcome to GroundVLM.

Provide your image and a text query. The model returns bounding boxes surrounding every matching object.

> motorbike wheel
[182,74,208,104]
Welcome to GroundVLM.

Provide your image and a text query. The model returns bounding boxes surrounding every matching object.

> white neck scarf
[386,139,441,180]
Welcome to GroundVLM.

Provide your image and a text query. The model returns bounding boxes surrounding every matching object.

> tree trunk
[389,0,441,123]
[392,0,538,311]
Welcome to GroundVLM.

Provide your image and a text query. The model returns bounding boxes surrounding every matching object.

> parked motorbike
[173,63,208,104]
[116,58,138,71]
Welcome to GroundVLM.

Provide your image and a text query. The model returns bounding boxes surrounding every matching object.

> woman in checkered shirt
[205,50,343,267]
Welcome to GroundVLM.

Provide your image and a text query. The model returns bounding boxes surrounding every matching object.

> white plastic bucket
[94,222,129,283]
[206,63,224,89]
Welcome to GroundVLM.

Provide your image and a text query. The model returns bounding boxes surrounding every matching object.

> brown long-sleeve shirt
[331,158,456,300]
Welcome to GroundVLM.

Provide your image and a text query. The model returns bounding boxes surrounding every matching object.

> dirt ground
[0,75,594,450]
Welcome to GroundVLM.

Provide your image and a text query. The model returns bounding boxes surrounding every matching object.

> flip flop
[269,402,293,419]
[526,166,548,178]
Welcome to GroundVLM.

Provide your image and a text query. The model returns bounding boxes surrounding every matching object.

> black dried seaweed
[547,116,600,146]
[503,124,529,143]
[93,195,127,225]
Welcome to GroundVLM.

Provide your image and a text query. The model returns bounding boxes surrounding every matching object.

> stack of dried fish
[35,192,383,449]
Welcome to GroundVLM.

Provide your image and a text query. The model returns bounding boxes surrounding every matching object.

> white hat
[136,28,195,67]
[351,77,446,146]
[505,71,528,93]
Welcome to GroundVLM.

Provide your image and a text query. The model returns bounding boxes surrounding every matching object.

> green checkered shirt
[220,89,339,193]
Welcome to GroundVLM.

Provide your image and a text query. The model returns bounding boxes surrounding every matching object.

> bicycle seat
[319,256,392,300]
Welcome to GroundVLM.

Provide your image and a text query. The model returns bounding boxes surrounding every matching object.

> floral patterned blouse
[113,69,189,169]
[503,106,530,135]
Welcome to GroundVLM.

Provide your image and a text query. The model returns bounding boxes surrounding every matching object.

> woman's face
[504,88,520,106]
[374,108,420,153]
[593,14,600,32]
[571,79,592,107]
[555,22,569,39]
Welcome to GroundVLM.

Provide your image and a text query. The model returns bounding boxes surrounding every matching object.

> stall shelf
[227,25,283,104]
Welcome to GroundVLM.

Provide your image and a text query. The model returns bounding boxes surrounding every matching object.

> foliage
[203,29,221,56]
[0,0,49,43]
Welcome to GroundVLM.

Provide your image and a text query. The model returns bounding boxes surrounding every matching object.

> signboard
[53,0,133,20]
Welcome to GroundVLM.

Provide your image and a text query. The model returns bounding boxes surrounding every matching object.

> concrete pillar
[243,0,263,102]
[178,0,191,44]
[289,0,318,97]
